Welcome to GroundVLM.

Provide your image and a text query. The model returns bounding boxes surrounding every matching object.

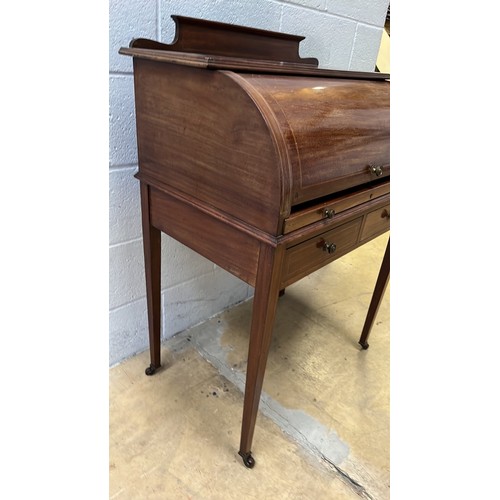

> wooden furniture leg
[359,238,390,349]
[238,243,285,468]
[140,182,162,375]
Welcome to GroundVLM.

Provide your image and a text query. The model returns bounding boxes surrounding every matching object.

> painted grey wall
[109,0,389,366]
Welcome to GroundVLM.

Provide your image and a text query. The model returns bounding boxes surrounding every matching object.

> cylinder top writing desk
[120,16,390,468]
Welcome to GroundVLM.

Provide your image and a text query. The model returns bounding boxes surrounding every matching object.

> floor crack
[321,454,374,500]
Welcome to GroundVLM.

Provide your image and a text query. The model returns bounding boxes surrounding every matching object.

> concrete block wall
[109,0,389,366]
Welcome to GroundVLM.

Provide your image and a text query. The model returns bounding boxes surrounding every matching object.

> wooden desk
[120,16,390,468]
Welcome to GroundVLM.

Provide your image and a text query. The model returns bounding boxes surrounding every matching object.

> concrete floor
[110,233,390,499]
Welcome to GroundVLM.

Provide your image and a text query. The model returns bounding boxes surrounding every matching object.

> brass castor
[239,451,255,468]
[145,363,159,376]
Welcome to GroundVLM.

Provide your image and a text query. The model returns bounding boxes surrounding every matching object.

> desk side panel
[132,59,283,235]
[149,186,260,287]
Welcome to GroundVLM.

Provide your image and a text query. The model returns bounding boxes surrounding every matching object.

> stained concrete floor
[110,233,389,499]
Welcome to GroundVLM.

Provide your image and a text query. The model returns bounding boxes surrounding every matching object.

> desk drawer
[282,217,363,287]
[283,181,389,234]
[360,204,390,242]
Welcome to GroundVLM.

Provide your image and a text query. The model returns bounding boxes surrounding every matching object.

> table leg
[358,238,390,349]
[238,243,285,468]
[140,182,162,375]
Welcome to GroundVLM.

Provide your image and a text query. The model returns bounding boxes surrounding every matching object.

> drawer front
[360,204,390,242]
[283,181,390,234]
[282,217,363,287]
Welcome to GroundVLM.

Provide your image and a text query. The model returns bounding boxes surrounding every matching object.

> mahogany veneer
[120,15,390,468]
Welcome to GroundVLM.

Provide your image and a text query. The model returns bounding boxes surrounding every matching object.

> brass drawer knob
[323,208,335,219]
[323,242,337,254]
[369,165,384,177]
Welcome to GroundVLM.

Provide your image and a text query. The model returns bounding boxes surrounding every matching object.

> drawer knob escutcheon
[323,242,337,254]
[369,165,384,177]
[323,208,335,219]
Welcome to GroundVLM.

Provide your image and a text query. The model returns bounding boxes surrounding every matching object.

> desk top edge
[119,46,390,81]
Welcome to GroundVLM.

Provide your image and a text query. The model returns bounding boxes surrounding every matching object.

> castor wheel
[359,341,369,350]
[145,363,159,376]
[239,451,255,468]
